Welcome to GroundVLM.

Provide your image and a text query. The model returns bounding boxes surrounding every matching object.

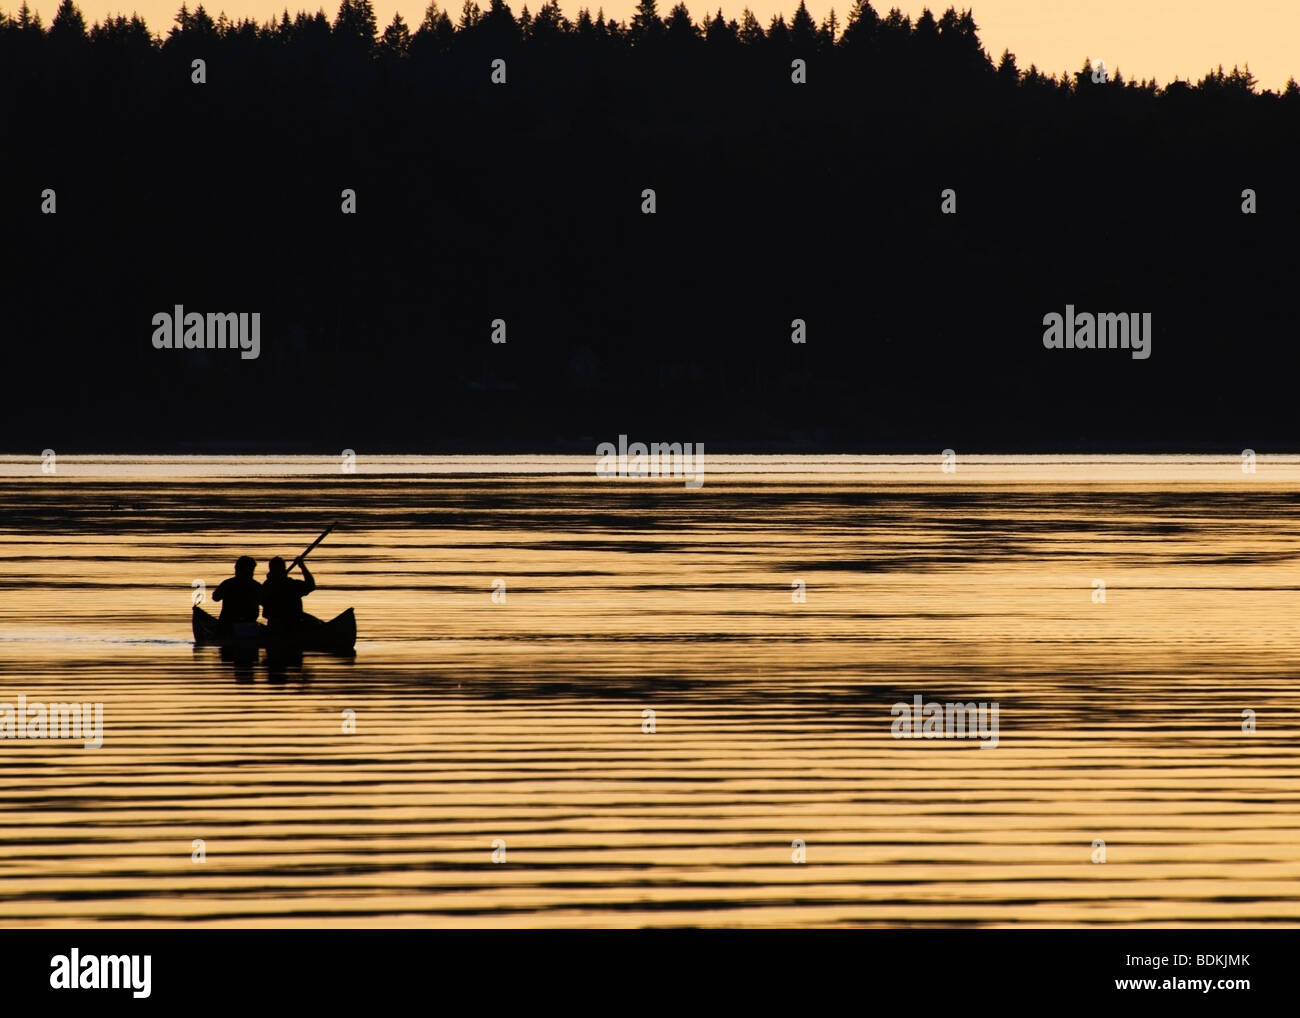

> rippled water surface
[1,455,1298,927]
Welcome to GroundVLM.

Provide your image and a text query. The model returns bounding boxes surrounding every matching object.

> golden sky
[23,0,1299,89]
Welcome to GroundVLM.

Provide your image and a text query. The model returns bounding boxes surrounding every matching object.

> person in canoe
[261,555,322,639]
[211,556,262,626]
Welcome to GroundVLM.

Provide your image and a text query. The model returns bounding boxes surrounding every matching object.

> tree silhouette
[790,0,816,51]
[48,0,86,42]
[414,2,455,55]
[333,0,378,50]
[665,2,695,45]
[705,9,736,50]
[379,12,410,58]
[766,12,789,50]
[479,0,518,42]
[842,0,877,45]
[630,0,663,44]
[996,48,1017,86]
[530,1,569,44]
[818,10,839,50]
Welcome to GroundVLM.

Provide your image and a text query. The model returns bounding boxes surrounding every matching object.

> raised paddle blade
[286,523,336,574]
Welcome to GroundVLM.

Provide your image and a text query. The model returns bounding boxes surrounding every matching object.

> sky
[19,0,1299,90]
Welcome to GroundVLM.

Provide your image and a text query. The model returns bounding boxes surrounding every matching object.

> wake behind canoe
[192,605,357,654]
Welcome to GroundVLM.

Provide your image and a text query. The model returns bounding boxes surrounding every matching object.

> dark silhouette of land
[2,0,1297,452]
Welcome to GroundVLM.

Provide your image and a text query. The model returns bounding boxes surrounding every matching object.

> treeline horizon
[0,0,1289,97]
[4,0,1299,453]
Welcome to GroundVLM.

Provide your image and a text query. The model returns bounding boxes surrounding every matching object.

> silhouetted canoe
[191,605,357,653]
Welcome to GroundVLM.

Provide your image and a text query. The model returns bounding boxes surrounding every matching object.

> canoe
[192,605,357,654]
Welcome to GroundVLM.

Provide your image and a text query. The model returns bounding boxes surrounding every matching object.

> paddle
[285,523,335,575]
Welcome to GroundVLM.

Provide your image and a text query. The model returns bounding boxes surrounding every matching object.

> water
[1,455,1298,927]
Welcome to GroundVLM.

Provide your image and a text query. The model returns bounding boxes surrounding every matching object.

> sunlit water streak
[0,456,1298,927]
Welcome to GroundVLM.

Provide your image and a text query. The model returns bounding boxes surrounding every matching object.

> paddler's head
[235,555,256,579]
[268,556,287,580]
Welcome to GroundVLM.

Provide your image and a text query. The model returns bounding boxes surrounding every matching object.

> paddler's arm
[298,562,316,594]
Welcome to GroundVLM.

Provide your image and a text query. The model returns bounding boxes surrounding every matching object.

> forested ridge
[2,0,1296,451]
